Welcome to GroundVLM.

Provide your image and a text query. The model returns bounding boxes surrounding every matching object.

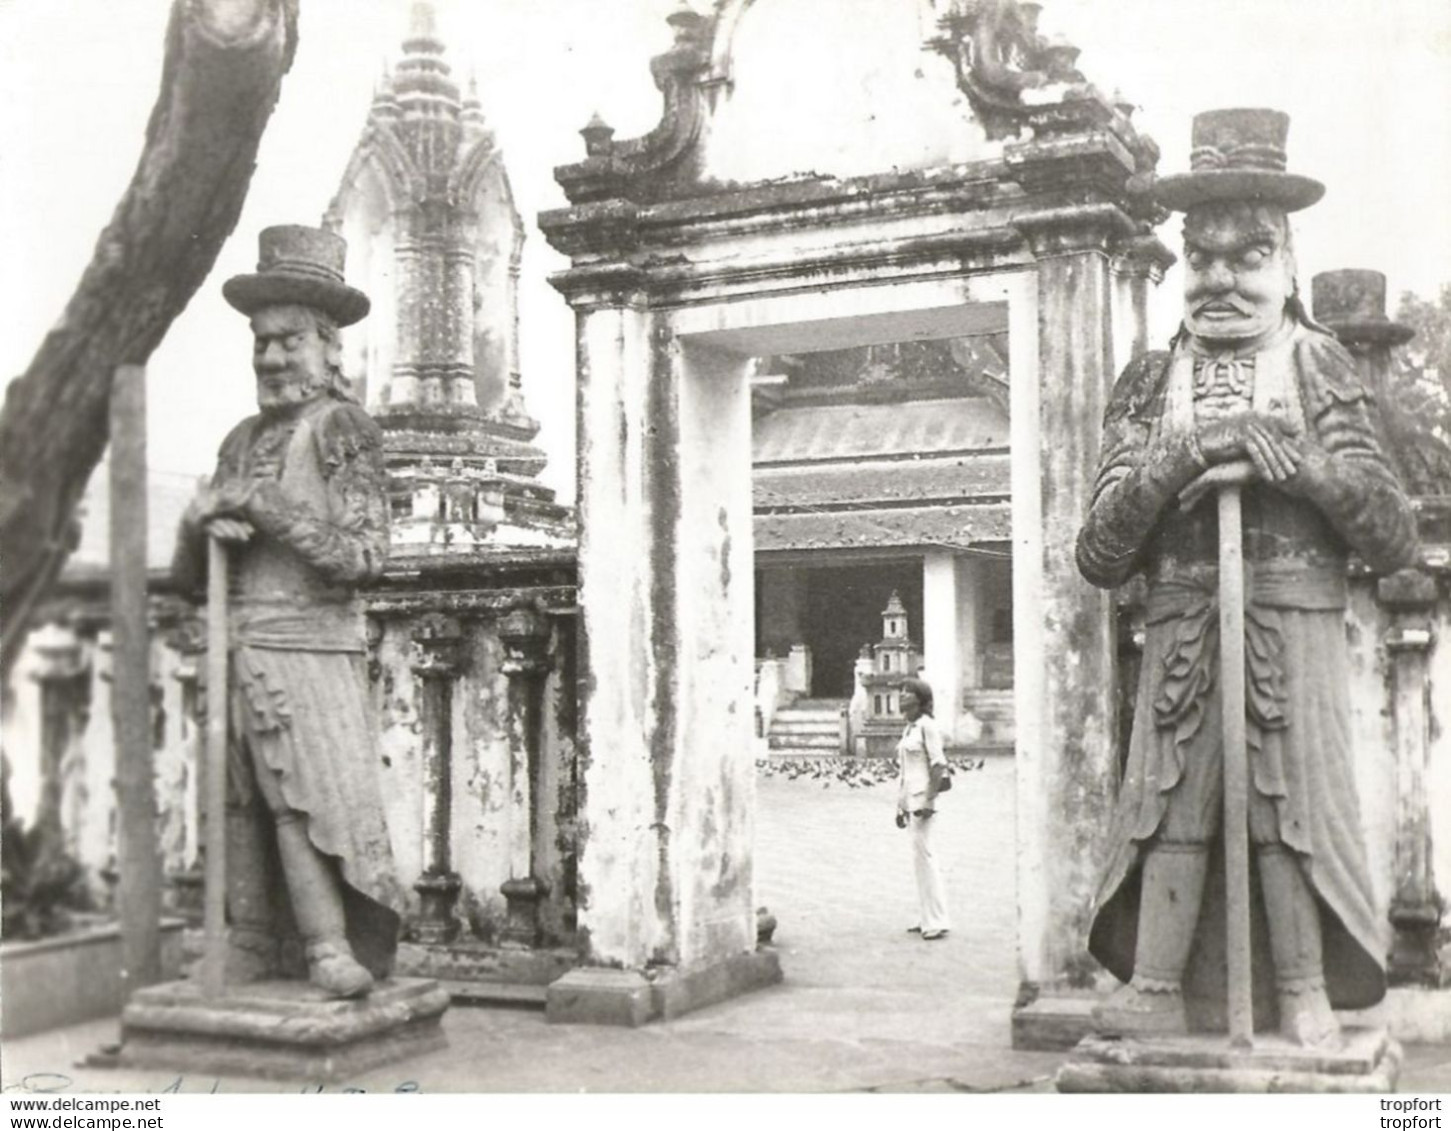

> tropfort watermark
[1381,1097,1445,1129]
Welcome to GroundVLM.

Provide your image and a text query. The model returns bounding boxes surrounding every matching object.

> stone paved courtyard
[7,753,1451,1093]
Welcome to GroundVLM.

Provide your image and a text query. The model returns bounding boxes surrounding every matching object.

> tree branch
[0,0,300,676]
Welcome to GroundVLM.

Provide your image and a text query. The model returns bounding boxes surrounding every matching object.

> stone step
[768,718,842,734]
[766,746,846,759]
[437,980,548,1009]
[771,709,843,724]
[793,698,849,712]
[768,733,841,751]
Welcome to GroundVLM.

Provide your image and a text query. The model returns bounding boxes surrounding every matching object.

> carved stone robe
[1076,319,1418,1018]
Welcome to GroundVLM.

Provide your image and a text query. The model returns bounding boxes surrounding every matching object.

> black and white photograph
[1,0,1449,1118]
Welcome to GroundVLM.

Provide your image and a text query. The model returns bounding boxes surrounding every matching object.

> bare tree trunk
[0,0,300,676]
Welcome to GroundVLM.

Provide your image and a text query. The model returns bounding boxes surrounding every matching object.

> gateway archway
[539,0,1172,1039]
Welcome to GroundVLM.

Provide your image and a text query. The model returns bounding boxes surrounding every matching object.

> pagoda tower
[325,0,570,551]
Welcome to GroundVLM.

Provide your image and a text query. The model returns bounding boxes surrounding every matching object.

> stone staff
[1216,480,1252,1046]
[203,538,229,999]
[1181,460,1255,1045]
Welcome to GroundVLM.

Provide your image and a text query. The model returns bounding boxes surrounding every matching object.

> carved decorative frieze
[554,7,712,206]
[928,0,1084,141]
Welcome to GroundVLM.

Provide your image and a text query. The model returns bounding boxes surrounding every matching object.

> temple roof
[752,396,1011,554]
[754,502,1011,555]
[753,396,1008,464]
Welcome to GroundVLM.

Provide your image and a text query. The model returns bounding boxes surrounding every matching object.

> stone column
[922,551,963,743]
[388,209,424,406]
[1008,207,1133,1049]
[498,600,552,948]
[409,613,466,944]
[1111,235,1175,365]
[545,304,780,1024]
[29,625,89,847]
[1311,269,1415,410]
[1377,570,1447,986]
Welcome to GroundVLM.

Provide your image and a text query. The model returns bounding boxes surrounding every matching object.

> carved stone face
[1181,202,1295,345]
[250,305,335,415]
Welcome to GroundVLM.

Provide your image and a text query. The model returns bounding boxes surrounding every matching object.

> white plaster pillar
[548,304,779,1023]
[955,555,983,691]
[922,551,963,743]
[1006,211,1129,1047]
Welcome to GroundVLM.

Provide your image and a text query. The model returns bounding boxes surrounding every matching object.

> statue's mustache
[1189,293,1256,315]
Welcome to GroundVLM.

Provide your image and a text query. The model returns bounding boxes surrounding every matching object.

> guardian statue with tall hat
[1077,109,1419,1045]
[171,225,405,998]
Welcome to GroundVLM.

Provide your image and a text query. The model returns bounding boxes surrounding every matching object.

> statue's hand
[1241,414,1303,486]
[1195,417,1249,465]
[1197,413,1301,473]
[204,517,254,544]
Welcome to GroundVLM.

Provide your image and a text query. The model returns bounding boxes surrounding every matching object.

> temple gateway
[4,0,1450,1067]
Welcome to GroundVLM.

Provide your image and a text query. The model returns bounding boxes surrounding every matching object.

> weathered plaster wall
[370,612,576,941]
[701,0,995,184]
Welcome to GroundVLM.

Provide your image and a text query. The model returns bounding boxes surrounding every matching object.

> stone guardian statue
[1076,109,1419,1046]
[172,225,404,999]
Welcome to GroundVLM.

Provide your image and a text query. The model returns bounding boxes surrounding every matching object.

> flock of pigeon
[755,756,987,788]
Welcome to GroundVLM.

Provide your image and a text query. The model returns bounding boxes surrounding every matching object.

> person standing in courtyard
[172,225,406,999]
[895,677,951,940]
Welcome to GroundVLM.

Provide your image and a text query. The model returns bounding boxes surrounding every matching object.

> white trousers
[911,813,950,932]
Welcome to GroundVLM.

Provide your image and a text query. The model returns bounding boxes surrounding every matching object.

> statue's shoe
[305,941,376,999]
[1092,982,1189,1037]
[1278,987,1341,1048]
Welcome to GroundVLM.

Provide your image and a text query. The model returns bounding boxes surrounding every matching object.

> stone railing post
[1377,569,1446,986]
[409,612,467,944]
[497,599,553,948]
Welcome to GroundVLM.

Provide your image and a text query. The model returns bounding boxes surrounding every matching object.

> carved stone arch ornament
[553,5,714,204]
[323,124,425,228]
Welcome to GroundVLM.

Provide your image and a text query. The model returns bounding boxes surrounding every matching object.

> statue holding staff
[1077,109,1419,1045]
[172,225,404,998]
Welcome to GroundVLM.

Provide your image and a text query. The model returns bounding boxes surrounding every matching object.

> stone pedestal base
[117,978,450,1083]
[1011,988,1099,1051]
[546,949,782,1027]
[1055,1027,1401,1093]
[396,941,576,1007]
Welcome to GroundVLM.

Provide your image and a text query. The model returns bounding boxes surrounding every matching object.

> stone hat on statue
[222,225,371,327]
[1311,269,1417,347]
[1154,108,1325,213]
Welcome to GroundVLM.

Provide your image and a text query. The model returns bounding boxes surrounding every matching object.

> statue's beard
[257,369,330,415]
